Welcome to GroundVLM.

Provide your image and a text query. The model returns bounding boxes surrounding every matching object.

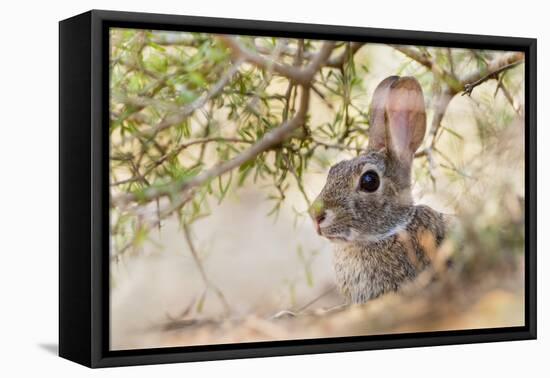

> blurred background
[109,29,525,350]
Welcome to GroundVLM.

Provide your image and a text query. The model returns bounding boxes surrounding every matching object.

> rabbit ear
[368,76,400,150]
[385,76,426,165]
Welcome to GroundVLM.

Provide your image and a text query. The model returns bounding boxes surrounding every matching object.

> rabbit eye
[359,170,380,192]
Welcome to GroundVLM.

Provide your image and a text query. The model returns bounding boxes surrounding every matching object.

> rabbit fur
[310,76,447,304]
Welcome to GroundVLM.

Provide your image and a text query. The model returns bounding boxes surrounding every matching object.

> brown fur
[310,76,447,304]
[333,205,446,303]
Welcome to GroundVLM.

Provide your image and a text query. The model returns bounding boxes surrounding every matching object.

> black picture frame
[59,9,537,368]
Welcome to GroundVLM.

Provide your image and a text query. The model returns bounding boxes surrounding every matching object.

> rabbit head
[310,76,427,243]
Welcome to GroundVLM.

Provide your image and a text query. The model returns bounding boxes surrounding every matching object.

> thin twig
[283,155,311,208]
[111,137,254,186]
[115,59,244,147]
[295,285,336,313]
[392,45,461,92]
[460,51,524,90]
[182,223,231,315]
[219,36,335,85]
[312,138,363,153]
[462,60,523,96]
[429,88,454,143]
[326,42,365,69]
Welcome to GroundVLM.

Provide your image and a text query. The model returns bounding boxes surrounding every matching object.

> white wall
[0,0,546,376]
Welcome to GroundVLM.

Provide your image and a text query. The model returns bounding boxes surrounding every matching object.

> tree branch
[253,41,364,69]
[393,46,524,96]
[113,41,336,207]
[326,42,365,69]
[218,36,335,85]
[392,45,462,92]
[111,137,254,187]
[429,88,454,142]
[460,51,523,84]
[461,54,524,96]
[112,59,245,151]
[113,86,311,207]
[149,60,244,135]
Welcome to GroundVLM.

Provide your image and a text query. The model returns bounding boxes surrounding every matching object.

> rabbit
[309,76,447,304]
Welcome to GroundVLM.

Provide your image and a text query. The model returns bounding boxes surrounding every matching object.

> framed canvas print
[59,10,536,368]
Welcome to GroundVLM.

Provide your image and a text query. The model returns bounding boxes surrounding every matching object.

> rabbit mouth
[326,235,349,242]
[319,229,353,243]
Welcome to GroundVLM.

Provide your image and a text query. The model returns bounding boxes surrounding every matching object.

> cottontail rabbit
[310,76,447,304]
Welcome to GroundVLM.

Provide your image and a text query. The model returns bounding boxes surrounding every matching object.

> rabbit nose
[313,211,326,235]
[315,211,326,224]
[309,200,326,234]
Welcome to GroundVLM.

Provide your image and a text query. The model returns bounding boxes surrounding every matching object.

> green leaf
[217,172,232,203]
[196,291,206,313]
[305,267,314,287]
[134,227,148,247]
[443,127,464,140]
[145,53,168,73]
[187,72,207,88]
[148,41,166,52]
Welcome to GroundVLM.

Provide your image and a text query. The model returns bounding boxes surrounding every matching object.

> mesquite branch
[112,38,338,207]
[393,47,524,97]
[218,36,335,85]
[462,59,523,96]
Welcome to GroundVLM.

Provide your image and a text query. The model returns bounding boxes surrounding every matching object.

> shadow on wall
[37,343,58,356]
